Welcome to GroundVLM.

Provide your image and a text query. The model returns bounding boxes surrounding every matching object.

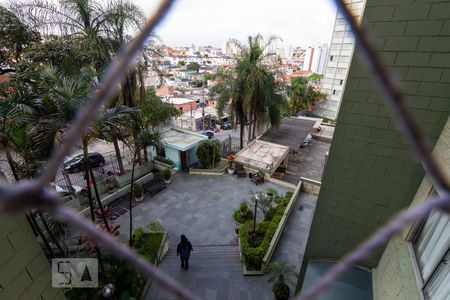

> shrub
[239,192,295,270]
[154,155,174,166]
[132,227,164,264]
[240,202,249,212]
[161,168,171,180]
[233,202,254,224]
[147,220,166,232]
[196,140,220,169]
[133,183,143,198]
[133,227,145,248]
[264,207,277,221]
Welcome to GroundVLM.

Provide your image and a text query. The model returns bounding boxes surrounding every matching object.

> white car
[51,183,83,196]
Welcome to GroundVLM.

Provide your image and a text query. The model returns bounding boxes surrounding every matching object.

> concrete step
[160,245,241,267]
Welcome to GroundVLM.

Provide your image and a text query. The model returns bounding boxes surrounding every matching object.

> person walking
[177,234,193,270]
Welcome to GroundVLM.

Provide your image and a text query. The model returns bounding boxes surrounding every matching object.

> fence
[0,0,449,300]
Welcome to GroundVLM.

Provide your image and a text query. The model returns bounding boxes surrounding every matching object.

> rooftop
[259,117,316,151]
[161,129,207,151]
[235,139,289,174]
[163,97,196,105]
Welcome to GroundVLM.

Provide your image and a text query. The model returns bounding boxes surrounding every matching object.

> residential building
[301,0,450,299]
[302,44,329,75]
[314,0,366,120]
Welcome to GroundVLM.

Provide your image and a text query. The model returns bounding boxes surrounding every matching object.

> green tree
[196,140,220,169]
[0,5,40,74]
[186,62,200,72]
[228,34,285,142]
[139,88,180,129]
[0,80,41,181]
[289,76,326,114]
[93,105,139,174]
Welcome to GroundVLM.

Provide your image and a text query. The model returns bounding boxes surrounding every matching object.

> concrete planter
[228,168,235,175]
[239,181,302,275]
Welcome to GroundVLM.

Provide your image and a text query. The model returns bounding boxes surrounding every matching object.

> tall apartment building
[301,43,328,75]
[301,0,450,299]
[314,0,367,120]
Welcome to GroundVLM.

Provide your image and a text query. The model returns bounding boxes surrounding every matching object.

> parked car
[300,134,313,148]
[201,130,215,139]
[63,152,105,173]
[220,122,232,130]
[51,184,83,196]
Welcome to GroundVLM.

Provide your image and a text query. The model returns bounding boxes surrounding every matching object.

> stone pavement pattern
[115,173,289,246]
[114,174,317,299]
[144,189,317,299]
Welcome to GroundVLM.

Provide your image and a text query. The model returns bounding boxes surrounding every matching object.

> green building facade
[0,216,65,300]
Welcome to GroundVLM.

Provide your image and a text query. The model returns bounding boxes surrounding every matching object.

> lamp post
[253,192,263,233]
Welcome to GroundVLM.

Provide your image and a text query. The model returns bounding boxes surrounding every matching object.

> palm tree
[0,80,41,181]
[93,105,139,174]
[13,0,143,69]
[227,35,284,143]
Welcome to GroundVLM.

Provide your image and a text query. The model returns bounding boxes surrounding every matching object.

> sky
[132,0,337,48]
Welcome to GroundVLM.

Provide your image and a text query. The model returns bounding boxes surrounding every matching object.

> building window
[340,80,343,85]
[332,90,336,95]
[409,189,450,300]
[330,56,334,61]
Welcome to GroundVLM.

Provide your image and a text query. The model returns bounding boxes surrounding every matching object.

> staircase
[158,245,241,269]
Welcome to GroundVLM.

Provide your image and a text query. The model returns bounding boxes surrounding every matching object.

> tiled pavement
[115,173,289,246]
[114,174,317,299]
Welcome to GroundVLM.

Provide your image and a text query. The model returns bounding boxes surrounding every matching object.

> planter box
[113,165,153,189]
[78,172,154,216]
[190,158,229,175]
[139,231,168,300]
[238,180,303,275]
[153,160,174,170]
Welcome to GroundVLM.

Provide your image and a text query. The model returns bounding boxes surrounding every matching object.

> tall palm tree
[13,0,143,70]
[229,35,283,142]
[0,80,41,181]
[93,105,139,174]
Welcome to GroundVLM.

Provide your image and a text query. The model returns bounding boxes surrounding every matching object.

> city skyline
[132,0,337,48]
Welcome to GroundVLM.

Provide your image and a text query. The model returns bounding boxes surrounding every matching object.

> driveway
[114,173,289,246]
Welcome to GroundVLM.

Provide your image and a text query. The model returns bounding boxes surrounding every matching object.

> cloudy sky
[132,0,337,48]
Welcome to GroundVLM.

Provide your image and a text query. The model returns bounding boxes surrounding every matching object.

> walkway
[143,188,317,300]
[115,173,289,246]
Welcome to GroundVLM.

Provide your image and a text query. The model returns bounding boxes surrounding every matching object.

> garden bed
[238,181,302,275]
[134,232,166,264]
[189,158,229,175]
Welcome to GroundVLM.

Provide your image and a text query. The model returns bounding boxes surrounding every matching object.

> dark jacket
[177,240,193,259]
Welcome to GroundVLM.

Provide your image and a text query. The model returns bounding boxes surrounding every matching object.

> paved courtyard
[113,174,317,300]
[115,173,289,246]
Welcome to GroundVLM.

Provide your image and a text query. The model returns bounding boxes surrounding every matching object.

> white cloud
[133,0,337,47]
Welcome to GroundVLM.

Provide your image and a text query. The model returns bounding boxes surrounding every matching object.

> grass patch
[133,229,164,264]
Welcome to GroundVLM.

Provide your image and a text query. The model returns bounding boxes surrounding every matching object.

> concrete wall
[372,236,420,300]
[0,216,65,300]
[165,146,180,169]
[305,0,450,267]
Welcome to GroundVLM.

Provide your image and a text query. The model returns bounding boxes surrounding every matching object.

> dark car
[201,130,215,139]
[63,152,105,173]
[220,122,232,130]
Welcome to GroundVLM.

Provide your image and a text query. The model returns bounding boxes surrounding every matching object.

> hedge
[239,192,292,270]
